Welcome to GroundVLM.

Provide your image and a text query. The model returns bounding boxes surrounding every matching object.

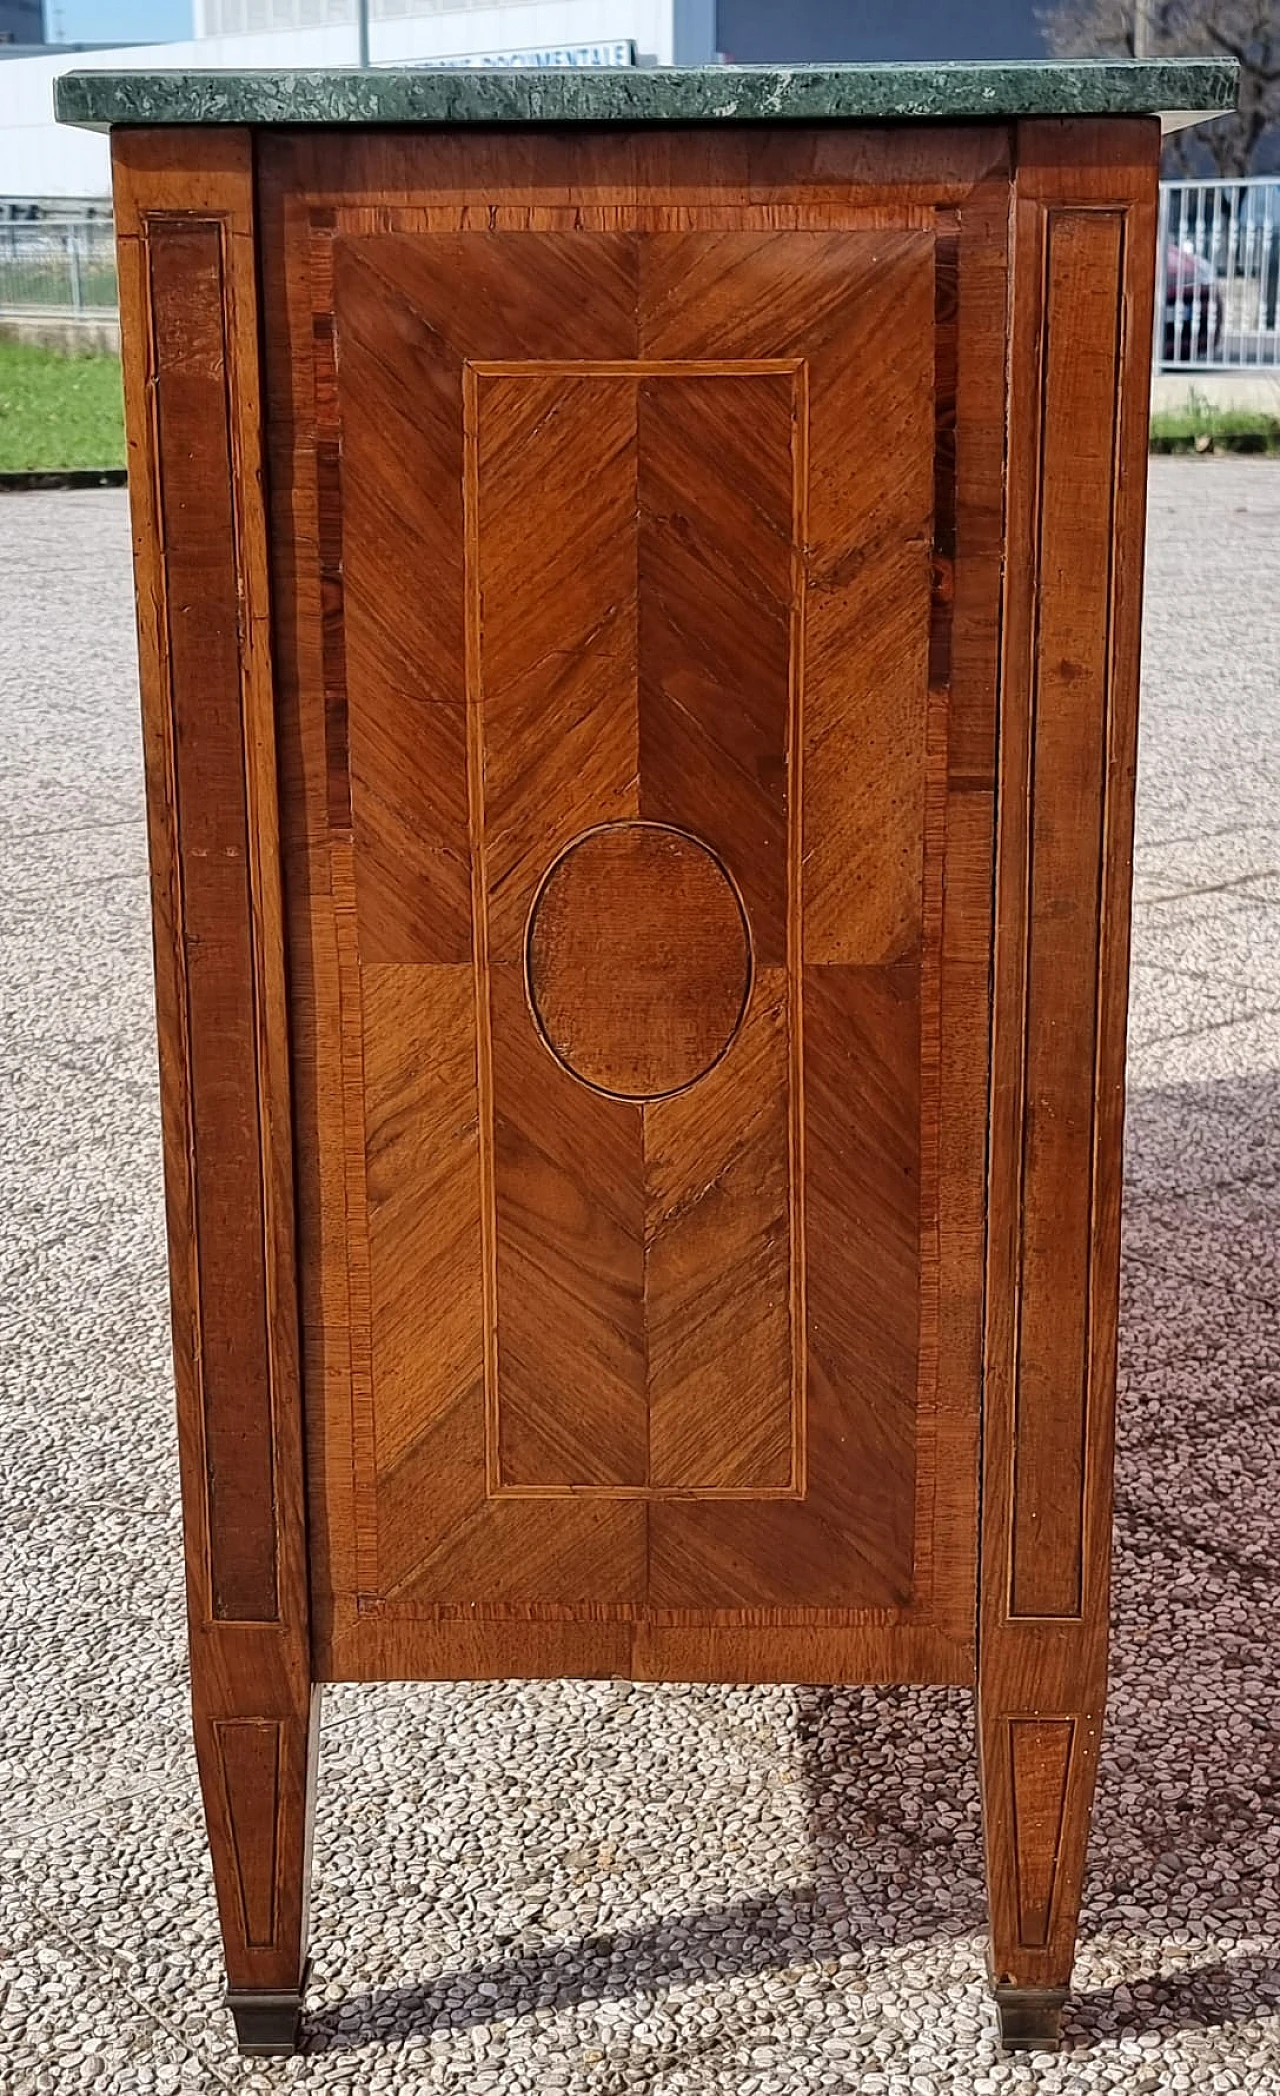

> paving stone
[2,467,1278,2093]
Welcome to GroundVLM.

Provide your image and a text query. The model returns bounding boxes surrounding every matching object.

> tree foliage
[1039,0,1280,173]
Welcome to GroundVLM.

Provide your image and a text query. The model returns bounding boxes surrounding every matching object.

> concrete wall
[0,309,118,352]
[0,0,697,198]
[1152,371,1280,415]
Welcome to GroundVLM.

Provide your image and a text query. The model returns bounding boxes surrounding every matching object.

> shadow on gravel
[303,1070,1280,2058]
[302,1892,849,2051]
[305,1673,989,2052]
[1073,1954,1280,2045]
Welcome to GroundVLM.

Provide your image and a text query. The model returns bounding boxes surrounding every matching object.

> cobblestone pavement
[2,462,1278,2094]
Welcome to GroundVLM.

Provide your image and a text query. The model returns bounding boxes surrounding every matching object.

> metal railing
[1158,177,1280,370]
[0,215,117,318]
[3,186,1280,372]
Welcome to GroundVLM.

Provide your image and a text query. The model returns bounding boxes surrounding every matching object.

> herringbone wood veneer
[118,113,1160,2050]
[258,130,1009,1688]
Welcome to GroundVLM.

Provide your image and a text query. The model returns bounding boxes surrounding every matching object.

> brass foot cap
[994,1983,1068,2052]
[226,1974,307,2057]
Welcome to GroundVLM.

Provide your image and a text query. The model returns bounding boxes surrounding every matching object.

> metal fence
[0,215,117,318]
[3,185,1280,371]
[1158,177,1280,370]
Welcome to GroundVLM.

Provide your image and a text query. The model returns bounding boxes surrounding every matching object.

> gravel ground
[1,461,1278,2094]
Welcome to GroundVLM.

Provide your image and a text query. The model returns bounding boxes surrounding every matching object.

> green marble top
[55,59,1236,133]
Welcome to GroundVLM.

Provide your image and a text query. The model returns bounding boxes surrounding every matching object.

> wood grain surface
[143,215,278,1624]
[114,128,318,2007]
[256,125,1010,1688]
[121,114,1160,2039]
[525,824,753,1100]
[978,115,1159,2001]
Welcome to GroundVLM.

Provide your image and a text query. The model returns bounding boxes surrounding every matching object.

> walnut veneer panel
[111,111,1167,2050]
[143,216,278,1624]
[257,127,1009,1685]
[978,116,1158,2002]
[1008,207,1126,1620]
[113,127,318,2007]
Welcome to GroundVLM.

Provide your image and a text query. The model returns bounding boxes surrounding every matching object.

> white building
[0,0,717,200]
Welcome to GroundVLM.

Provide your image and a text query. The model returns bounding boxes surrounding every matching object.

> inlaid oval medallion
[525,822,753,1101]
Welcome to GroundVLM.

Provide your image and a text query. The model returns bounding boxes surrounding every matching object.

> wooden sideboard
[59,56,1235,2060]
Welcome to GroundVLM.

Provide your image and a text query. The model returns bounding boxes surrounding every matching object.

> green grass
[0,340,125,472]
[1150,394,1280,455]
[6,331,1279,477]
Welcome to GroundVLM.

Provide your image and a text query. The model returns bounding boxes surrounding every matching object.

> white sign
[398,41,637,69]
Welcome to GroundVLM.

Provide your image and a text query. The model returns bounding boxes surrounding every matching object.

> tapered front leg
[196,1687,322,2054]
[113,125,317,2059]
[978,117,1158,2052]
[977,1699,1103,2050]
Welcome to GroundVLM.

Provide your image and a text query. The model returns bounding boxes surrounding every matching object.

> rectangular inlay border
[285,187,976,1636]
[463,356,808,1502]
[144,213,281,1623]
[1008,208,1125,1621]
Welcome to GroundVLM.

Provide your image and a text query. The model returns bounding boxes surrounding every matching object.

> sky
[47,0,191,42]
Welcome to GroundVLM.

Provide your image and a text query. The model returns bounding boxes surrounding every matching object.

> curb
[0,467,127,491]
[1149,437,1280,456]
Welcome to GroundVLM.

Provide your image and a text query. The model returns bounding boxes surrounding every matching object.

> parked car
[1163,241,1222,364]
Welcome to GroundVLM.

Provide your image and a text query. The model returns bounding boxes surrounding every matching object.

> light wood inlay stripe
[255,162,1011,1657]
[212,1718,283,1950]
[1010,209,1124,1620]
[471,369,647,1490]
[1009,1717,1075,1948]
[147,216,278,1625]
